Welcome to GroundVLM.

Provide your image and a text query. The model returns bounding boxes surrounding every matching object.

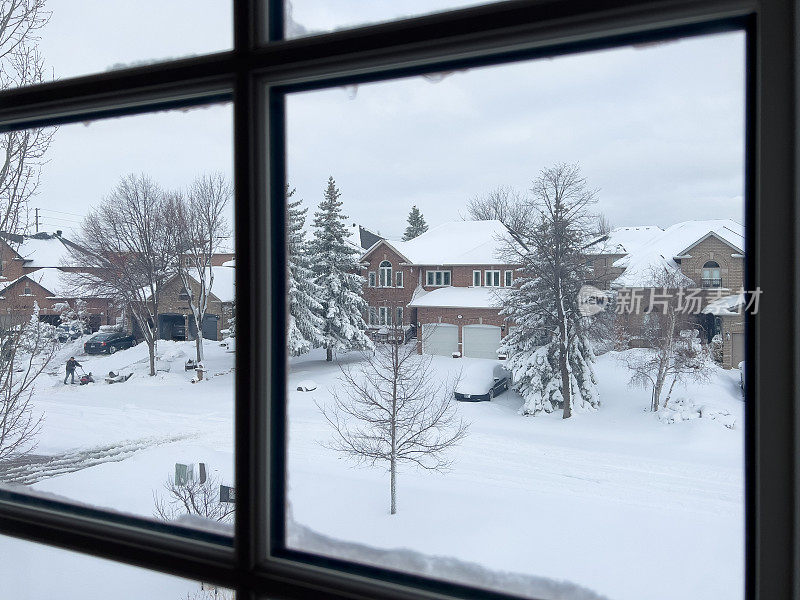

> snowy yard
[287,348,744,600]
[0,340,743,599]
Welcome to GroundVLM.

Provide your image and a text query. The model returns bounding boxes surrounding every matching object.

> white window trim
[426,270,451,287]
[396,306,403,325]
[379,261,392,288]
[396,271,403,288]
[378,306,391,326]
[368,271,376,287]
[473,270,481,287]
[485,270,500,287]
[504,269,513,287]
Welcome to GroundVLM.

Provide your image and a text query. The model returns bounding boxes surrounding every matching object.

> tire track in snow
[0,433,197,485]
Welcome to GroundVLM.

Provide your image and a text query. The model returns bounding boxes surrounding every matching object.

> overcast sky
[27,4,743,241]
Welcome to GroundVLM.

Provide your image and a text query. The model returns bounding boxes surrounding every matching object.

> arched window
[702,260,721,288]
[379,260,392,287]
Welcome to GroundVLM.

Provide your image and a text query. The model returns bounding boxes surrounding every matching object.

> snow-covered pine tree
[500,163,599,418]
[309,177,372,361]
[287,185,324,356]
[402,205,428,241]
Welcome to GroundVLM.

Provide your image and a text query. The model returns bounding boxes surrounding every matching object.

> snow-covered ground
[287,348,744,600]
[0,339,744,599]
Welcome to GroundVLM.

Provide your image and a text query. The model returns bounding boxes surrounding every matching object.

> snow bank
[287,515,609,600]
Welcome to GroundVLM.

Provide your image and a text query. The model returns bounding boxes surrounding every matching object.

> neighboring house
[360,220,519,359]
[156,265,235,342]
[0,231,119,329]
[585,219,745,368]
[348,222,383,251]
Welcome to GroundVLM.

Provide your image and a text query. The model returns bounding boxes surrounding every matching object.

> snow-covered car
[56,322,91,343]
[454,362,511,402]
[84,332,136,354]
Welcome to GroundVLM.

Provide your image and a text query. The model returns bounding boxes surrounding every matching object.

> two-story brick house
[0,231,118,329]
[360,220,520,359]
[585,219,745,368]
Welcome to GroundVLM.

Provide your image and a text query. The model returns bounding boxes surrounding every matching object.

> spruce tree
[500,163,599,418]
[309,177,372,361]
[287,185,324,356]
[402,205,428,241]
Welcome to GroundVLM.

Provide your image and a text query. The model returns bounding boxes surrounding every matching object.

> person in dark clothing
[64,357,81,384]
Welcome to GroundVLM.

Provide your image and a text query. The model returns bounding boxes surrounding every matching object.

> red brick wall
[361,241,519,327]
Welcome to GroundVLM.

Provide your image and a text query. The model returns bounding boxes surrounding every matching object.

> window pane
[0,104,235,535]
[0,534,233,599]
[282,0,510,39]
[2,2,232,89]
[284,29,746,599]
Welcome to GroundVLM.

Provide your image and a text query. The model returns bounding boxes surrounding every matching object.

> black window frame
[0,1,794,599]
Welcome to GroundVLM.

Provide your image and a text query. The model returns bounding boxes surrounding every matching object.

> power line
[39,208,85,218]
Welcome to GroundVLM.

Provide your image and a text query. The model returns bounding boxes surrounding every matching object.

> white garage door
[421,323,459,356]
[463,325,501,359]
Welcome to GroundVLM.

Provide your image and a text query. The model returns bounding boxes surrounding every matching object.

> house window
[23,285,31,295]
[426,270,451,286]
[179,290,190,301]
[702,260,722,287]
[396,306,403,325]
[485,270,500,287]
[504,270,513,287]
[368,271,376,287]
[473,270,481,287]
[378,306,391,326]
[368,307,378,326]
[379,260,392,287]
[396,271,403,288]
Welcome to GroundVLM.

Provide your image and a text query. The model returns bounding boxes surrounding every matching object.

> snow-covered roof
[612,219,744,288]
[0,267,91,298]
[702,293,745,315]
[585,226,663,255]
[13,233,76,268]
[407,286,508,309]
[365,220,513,266]
[209,266,235,303]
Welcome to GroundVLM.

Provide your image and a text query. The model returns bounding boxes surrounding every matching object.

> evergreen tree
[287,185,324,356]
[402,205,428,240]
[309,177,372,361]
[500,163,599,418]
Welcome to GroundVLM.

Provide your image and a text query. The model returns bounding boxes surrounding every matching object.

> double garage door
[421,323,501,359]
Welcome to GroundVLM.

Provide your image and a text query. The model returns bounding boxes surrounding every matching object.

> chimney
[56,230,62,236]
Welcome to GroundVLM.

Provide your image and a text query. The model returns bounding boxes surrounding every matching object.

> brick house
[585,219,745,368]
[155,265,235,341]
[360,220,520,359]
[0,231,119,329]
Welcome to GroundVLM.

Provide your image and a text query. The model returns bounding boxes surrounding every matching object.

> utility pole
[34,207,39,233]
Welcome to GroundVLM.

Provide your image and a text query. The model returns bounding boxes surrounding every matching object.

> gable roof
[612,219,744,288]
[362,220,513,266]
[0,267,89,298]
[0,231,90,268]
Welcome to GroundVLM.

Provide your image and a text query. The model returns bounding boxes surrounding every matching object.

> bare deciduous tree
[167,173,231,363]
[318,334,468,515]
[465,185,532,239]
[153,470,235,524]
[623,268,713,411]
[0,303,55,463]
[70,174,177,375]
[0,0,54,236]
